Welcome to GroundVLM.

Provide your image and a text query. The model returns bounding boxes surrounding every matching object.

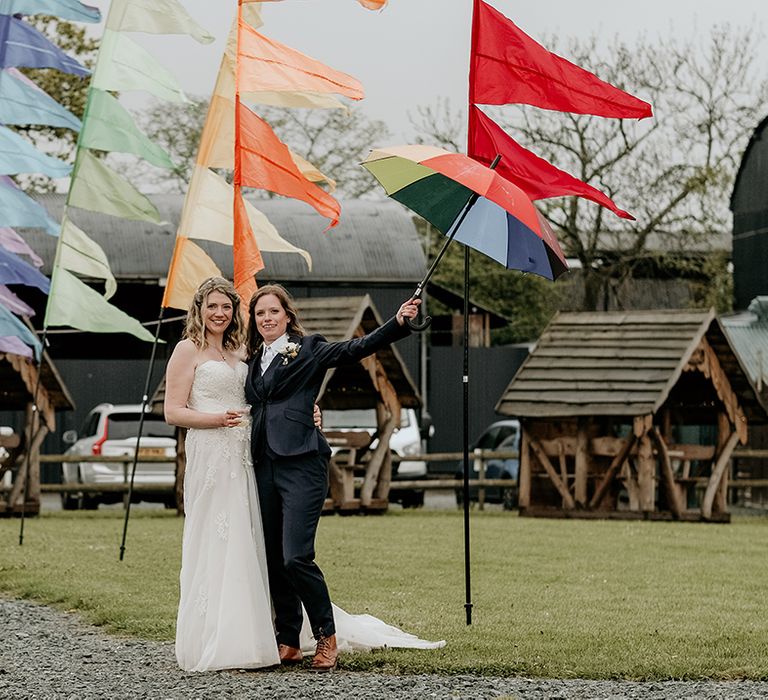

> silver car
[61,403,176,510]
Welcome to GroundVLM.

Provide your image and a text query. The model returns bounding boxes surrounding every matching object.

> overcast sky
[86,0,766,141]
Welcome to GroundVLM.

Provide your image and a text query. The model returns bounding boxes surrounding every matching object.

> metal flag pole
[118,306,165,561]
[462,245,473,625]
[18,328,49,546]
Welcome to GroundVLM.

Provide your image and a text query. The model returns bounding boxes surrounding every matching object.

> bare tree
[411,26,768,313]
[129,100,391,198]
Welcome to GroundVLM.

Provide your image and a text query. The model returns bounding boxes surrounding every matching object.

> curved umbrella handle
[406,311,432,332]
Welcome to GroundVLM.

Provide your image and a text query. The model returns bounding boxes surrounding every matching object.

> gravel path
[2,597,767,700]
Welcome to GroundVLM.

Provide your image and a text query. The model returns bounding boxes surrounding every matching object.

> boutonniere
[278,341,301,365]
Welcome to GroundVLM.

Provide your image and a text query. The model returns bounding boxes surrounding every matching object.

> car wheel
[502,485,518,511]
[60,492,81,510]
[401,490,424,509]
[81,494,99,510]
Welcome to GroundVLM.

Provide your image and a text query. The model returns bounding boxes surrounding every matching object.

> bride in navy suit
[245,283,421,672]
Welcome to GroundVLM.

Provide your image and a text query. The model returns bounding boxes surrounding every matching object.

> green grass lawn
[2,508,768,680]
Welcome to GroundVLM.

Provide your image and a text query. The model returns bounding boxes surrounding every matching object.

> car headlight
[401,443,420,457]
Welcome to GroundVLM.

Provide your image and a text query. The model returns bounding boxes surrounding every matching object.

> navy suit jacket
[245,316,410,459]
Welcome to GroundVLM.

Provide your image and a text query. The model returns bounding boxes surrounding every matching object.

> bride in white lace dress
[164,278,443,672]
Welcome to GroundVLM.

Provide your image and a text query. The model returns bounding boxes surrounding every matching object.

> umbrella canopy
[362,144,568,281]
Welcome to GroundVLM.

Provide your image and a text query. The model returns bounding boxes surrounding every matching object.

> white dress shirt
[260,333,289,375]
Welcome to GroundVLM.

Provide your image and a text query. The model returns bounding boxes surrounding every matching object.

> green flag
[106,0,214,44]
[45,267,158,342]
[93,29,187,103]
[58,216,117,299]
[69,150,164,223]
[80,89,175,170]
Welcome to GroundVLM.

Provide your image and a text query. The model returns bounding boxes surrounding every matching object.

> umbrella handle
[406,311,432,332]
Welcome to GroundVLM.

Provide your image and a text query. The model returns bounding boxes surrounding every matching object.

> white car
[61,403,176,510]
[322,407,431,508]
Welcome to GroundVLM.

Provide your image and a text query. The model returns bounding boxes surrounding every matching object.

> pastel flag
[105,0,213,44]
[0,304,40,359]
[290,151,336,193]
[69,150,164,224]
[58,216,117,299]
[161,236,221,310]
[0,176,59,236]
[0,0,100,22]
[468,106,634,220]
[80,89,175,170]
[0,226,43,267]
[469,0,652,118]
[237,18,363,100]
[0,334,35,359]
[235,103,340,228]
[357,0,388,8]
[0,283,35,316]
[0,68,82,130]
[239,0,264,29]
[0,246,50,292]
[233,188,262,305]
[178,166,313,269]
[93,29,187,103]
[0,15,90,77]
[45,266,157,342]
[0,125,72,177]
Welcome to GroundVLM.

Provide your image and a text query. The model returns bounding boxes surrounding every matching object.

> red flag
[233,187,263,305]
[468,106,634,220]
[469,0,652,119]
[234,102,340,228]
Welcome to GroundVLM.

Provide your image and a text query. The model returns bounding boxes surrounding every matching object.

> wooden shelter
[0,350,74,515]
[152,295,421,514]
[495,310,767,521]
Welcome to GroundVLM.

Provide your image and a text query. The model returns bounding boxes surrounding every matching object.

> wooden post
[702,429,740,520]
[518,428,531,509]
[476,448,485,511]
[589,435,636,509]
[715,412,730,515]
[574,420,588,506]
[636,433,655,513]
[651,426,683,518]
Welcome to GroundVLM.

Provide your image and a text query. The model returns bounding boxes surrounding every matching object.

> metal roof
[23,195,427,284]
[721,297,768,394]
[495,309,767,423]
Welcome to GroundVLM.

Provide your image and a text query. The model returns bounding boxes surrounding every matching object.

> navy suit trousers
[253,450,335,646]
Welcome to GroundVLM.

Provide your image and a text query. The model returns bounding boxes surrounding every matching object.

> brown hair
[183,277,244,351]
[246,284,305,359]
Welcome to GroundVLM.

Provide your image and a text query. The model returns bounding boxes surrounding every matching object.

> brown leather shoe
[310,634,338,672]
[278,643,303,665]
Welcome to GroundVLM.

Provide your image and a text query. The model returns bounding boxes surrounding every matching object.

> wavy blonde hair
[183,277,244,351]
[246,283,305,359]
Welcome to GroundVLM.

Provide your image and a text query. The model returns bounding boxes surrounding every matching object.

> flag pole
[17,328,49,545]
[118,306,166,561]
[462,244,472,625]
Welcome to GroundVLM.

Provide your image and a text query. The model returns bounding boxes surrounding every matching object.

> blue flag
[0,68,82,130]
[0,0,101,23]
[0,15,89,76]
[0,302,41,360]
[0,246,50,293]
[0,125,72,177]
[0,176,59,235]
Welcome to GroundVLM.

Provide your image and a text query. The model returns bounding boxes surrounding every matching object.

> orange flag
[235,102,340,228]
[237,18,363,100]
[233,187,263,304]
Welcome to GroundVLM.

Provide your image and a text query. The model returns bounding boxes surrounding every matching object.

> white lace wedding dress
[175,360,444,672]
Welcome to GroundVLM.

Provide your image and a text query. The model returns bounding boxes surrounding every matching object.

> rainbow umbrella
[362,144,568,289]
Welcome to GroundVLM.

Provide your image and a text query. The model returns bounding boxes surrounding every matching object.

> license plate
[138,447,168,458]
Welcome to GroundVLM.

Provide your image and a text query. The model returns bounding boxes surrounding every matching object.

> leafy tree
[411,26,768,318]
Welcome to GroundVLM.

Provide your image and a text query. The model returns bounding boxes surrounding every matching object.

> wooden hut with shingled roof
[0,350,74,515]
[495,309,767,521]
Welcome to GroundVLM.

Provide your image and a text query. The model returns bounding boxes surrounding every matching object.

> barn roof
[151,295,420,413]
[24,195,426,284]
[495,309,767,422]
